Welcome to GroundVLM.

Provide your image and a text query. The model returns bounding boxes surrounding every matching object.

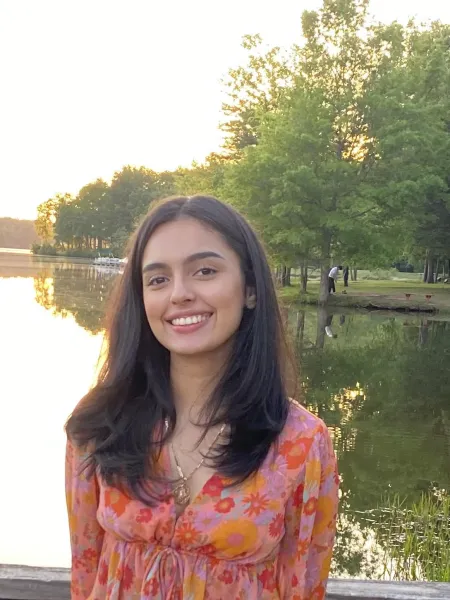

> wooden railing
[1,565,450,599]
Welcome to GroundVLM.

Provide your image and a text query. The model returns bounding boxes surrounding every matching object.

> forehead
[142,218,236,264]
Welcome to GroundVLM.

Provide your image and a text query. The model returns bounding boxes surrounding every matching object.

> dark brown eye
[196,268,217,277]
[148,276,167,286]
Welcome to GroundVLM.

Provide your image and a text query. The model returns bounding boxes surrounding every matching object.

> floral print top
[65,402,339,599]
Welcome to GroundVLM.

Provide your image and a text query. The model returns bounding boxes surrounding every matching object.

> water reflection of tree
[33,272,55,311]
[292,309,450,578]
[34,264,118,334]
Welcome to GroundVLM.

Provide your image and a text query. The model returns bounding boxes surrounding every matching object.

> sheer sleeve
[277,424,339,599]
[65,438,104,599]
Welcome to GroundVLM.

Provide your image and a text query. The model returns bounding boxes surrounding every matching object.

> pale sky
[1,0,450,219]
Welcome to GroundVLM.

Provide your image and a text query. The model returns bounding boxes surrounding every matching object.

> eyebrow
[142,251,225,274]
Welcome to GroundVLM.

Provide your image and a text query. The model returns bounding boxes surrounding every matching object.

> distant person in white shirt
[328,265,343,294]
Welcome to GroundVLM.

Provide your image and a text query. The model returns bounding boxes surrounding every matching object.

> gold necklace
[171,424,226,507]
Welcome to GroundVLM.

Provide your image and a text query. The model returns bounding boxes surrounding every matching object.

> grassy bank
[375,493,450,581]
[279,280,450,313]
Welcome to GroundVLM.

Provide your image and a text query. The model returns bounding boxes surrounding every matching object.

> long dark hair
[66,195,292,503]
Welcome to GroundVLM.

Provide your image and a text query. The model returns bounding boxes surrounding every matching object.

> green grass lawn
[279,279,450,312]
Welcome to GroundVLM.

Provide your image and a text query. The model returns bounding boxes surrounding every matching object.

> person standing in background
[328,265,342,294]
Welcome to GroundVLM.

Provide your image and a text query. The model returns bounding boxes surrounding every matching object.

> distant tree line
[33,169,177,258]
[33,0,450,302]
[0,218,40,249]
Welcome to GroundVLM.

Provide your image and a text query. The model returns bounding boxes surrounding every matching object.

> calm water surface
[1,251,449,578]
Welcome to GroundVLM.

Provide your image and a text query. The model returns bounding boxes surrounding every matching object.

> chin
[169,343,218,357]
[167,335,234,359]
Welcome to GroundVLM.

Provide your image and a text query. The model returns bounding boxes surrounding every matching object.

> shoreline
[279,283,450,314]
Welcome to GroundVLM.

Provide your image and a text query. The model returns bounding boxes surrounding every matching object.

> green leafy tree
[174,153,230,197]
[221,34,296,158]
[103,166,176,241]
[76,179,110,250]
[225,1,450,301]
[35,195,63,243]
[379,23,450,282]
[54,200,77,248]
[226,1,409,301]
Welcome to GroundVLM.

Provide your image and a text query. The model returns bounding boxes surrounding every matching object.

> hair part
[66,195,293,504]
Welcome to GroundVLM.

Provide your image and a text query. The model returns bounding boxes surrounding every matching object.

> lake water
[1,251,449,579]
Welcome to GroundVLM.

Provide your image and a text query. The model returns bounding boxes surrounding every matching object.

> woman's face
[141,218,249,357]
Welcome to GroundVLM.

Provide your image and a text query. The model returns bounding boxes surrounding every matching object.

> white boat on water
[93,256,127,268]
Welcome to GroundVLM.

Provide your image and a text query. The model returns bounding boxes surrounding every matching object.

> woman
[65,195,339,599]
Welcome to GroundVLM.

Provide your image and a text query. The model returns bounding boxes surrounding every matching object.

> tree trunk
[300,262,308,293]
[351,268,358,281]
[423,257,428,283]
[279,265,290,287]
[319,262,330,305]
[275,266,281,285]
[318,234,332,305]
[425,250,435,283]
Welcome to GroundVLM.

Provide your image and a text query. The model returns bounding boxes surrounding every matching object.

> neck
[170,348,230,423]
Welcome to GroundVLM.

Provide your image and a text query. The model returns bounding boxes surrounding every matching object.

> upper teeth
[171,315,209,326]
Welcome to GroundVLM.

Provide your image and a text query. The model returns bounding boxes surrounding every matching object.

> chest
[95,447,299,561]
[168,445,218,516]
[167,424,226,516]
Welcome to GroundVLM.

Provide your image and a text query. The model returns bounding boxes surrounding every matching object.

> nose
[170,274,194,304]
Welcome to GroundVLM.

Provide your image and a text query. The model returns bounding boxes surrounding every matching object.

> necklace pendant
[173,479,191,506]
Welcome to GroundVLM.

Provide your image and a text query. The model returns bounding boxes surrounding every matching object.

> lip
[166,312,212,335]
[165,310,212,323]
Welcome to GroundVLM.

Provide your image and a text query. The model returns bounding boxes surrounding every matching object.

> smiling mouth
[169,314,212,327]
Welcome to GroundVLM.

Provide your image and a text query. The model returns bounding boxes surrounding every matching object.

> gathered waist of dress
[99,533,279,599]
[102,531,278,568]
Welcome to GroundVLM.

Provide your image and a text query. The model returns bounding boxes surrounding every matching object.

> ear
[245,288,256,310]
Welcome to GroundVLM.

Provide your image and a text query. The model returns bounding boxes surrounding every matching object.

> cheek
[210,279,245,315]
[143,292,165,325]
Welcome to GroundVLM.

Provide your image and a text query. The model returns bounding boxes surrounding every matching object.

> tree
[390,23,450,282]
[226,0,414,302]
[35,195,62,243]
[221,34,296,158]
[224,1,450,301]
[50,167,177,255]
[174,153,229,197]
[103,166,176,241]
[76,179,109,250]
[54,200,77,249]
[220,35,300,284]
